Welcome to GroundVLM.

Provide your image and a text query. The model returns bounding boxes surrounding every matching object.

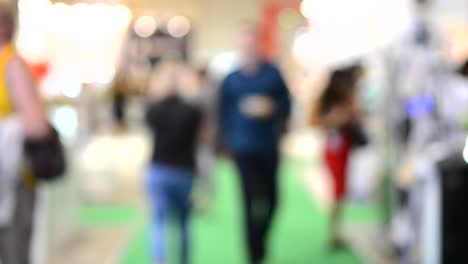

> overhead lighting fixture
[299,0,312,19]
[134,15,157,38]
[167,16,191,38]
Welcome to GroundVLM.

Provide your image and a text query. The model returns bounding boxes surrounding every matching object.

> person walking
[219,25,292,264]
[314,65,365,249]
[145,61,203,264]
[112,72,128,132]
[0,3,49,264]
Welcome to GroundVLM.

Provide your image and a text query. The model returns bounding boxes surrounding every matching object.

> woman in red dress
[315,65,364,249]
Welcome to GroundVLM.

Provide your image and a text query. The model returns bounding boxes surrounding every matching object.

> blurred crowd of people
[5,0,468,264]
[0,1,369,263]
[142,25,293,264]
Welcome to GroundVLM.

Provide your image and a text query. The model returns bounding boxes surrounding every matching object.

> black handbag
[24,125,66,181]
[348,122,369,148]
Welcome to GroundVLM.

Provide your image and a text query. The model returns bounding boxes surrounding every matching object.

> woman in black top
[145,61,203,264]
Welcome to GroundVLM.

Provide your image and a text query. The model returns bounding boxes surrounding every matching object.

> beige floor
[50,227,131,264]
[46,131,149,264]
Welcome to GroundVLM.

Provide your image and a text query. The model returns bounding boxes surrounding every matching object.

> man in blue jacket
[220,24,292,264]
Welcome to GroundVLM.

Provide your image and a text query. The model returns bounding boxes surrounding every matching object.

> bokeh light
[16,1,133,92]
[167,16,191,38]
[134,15,158,38]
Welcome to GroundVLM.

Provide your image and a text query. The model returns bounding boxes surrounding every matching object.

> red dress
[324,130,353,202]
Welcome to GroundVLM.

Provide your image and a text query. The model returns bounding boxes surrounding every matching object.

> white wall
[131,0,262,64]
[430,0,468,26]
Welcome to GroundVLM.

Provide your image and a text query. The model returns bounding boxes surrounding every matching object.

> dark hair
[319,63,363,116]
[197,67,208,79]
[458,59,468,77]
[0,2,15,41]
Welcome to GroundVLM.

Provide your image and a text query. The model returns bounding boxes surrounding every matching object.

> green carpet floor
[82,159,371,264]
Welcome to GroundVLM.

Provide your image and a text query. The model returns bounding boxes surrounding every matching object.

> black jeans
[234,151,279,264]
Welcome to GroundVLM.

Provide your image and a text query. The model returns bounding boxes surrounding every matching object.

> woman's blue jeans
[147,164,194,264]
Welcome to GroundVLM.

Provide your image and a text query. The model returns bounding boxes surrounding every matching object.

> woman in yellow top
[0,43,15,117]
[0,3,49,264]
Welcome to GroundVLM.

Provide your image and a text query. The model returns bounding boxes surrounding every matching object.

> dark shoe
[329,238,348,251]
[251,253,265,264]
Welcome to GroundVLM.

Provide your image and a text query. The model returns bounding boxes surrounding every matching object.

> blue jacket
[220,62,291,154]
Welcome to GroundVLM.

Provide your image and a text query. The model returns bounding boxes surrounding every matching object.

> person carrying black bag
[0,4,65,263]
